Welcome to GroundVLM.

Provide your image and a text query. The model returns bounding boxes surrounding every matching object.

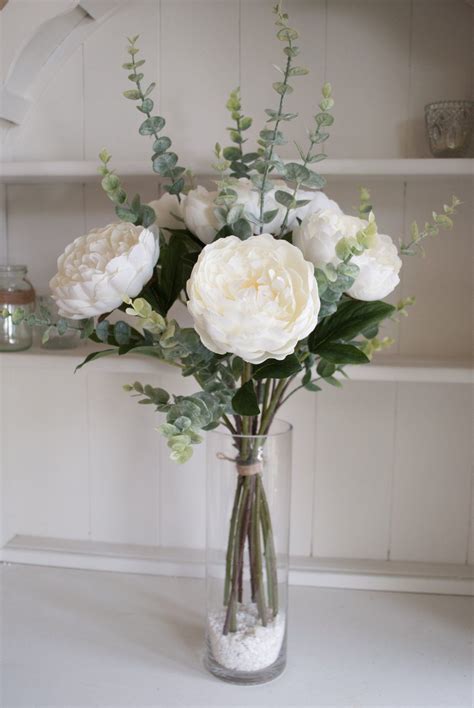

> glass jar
[0,265,36,352]
[204,421,292,685]
[425,100,474,158]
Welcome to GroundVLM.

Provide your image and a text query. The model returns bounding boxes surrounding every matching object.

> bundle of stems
[222,444,279,636]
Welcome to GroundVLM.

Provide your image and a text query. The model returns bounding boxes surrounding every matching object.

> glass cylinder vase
[204,420,292,685]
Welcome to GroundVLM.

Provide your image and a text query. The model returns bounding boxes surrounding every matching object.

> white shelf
[0,158,472,183]
[1,344,471,384]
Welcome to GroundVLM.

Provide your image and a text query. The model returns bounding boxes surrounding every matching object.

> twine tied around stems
[215,453,263,477]
[236,462,263,477]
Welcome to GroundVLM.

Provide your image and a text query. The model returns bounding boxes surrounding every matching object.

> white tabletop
[1,564,472,707]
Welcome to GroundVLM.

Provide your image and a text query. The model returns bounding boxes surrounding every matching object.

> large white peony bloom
[182,185,218,244]
[149,193,183,233]
[293,208,401,301]
[346,234,402,301]
[187,233,320,364]
[50,222,159,319]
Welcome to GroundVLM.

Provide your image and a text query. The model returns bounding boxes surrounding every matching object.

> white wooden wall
[0,0,473,573]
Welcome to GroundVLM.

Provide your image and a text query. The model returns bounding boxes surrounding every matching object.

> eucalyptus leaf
[139,116,165,135]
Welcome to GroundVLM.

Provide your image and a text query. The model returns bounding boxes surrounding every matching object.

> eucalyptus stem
[258,47,293,233]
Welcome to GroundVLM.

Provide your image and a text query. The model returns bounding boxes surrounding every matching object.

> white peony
[293,208,401,301]
[181,185,218,244]
[50,222,159,319]
[149,193,183,232]
[347,234,402,301]
[293,209,367,267]
[186,233,320,364]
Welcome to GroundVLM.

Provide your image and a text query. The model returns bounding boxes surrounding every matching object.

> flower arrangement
[3,2,459,683]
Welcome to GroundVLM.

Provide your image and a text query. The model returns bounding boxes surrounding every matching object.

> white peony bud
[347,234,402,301]
[181,185,218,244]
[148,192,183,233]
[50,222,159,319]
[293,208,401,301]
[232,178,341,235]
[187,233,320,364]
[293,209,367,267]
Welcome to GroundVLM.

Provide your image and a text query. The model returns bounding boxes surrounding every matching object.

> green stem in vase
[258,475,279,616]
[223,476,243,606]
[251,474,268,626]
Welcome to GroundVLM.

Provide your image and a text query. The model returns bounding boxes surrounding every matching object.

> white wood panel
[468,469,474,565]
[280,387,317,557]
[0,356,5,545]
[157,367,207,549]
[240,0,326,160]
[86,370,161,545]
[390,383,473,563]
[0,183,6,261]
[312,381,397,560]
[2,364,90,541]
[406,0,474,158]
[400,177,473,361]
[6,183,85,293]
[83,0,159,161]
[160,0,240,173]
[326,0,411,158]
[4,48,84,161]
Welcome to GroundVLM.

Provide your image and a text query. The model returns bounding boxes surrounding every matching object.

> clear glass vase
[204,420,292,685]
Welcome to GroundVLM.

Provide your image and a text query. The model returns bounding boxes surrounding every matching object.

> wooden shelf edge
[1,345,472,384]
[2,535,472,595]
[0,158,472,183]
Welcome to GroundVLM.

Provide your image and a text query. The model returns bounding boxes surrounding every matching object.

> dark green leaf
[232,380,260,416]
[316,359,336,377]
[75,349,116,372]
[316,343,369,365]
[254,354,301,380]
[223,146,241,161]
[309,300,396,352]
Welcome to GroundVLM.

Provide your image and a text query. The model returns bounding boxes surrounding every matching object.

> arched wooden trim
[0,1,126,125]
